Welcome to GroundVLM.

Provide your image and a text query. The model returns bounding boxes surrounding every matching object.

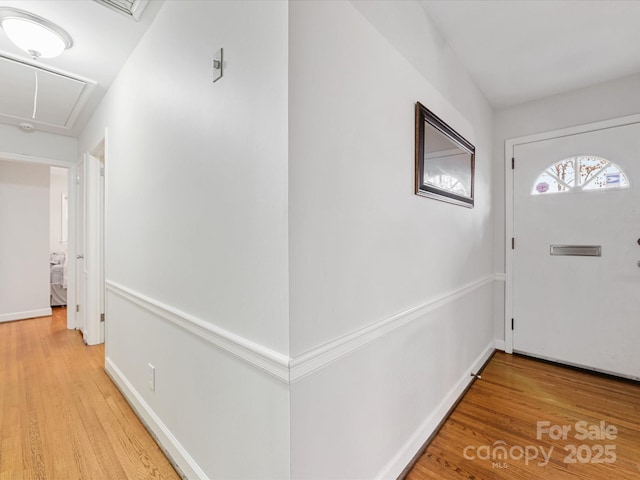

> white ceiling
[3,1,639,136]
[0,0,163,136]
[420,0,640,109]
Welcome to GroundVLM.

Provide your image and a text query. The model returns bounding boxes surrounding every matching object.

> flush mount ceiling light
[0,8,72,59]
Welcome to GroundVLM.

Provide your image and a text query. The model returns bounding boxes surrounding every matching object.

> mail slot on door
[549,245,602,257]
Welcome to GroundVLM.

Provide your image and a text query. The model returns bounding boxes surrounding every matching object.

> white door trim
[81,130,108,346]
[504,112,640,353]
[0,151,78,330]
[85,152,100,344]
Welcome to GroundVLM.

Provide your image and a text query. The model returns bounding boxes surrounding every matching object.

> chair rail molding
[106,274,500,384]
[290,273,496,382]
[105,280,291,382]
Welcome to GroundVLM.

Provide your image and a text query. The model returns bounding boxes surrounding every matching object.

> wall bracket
[213,48,223,83]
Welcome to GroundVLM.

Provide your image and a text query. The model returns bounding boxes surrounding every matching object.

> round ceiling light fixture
[0,8,72,59]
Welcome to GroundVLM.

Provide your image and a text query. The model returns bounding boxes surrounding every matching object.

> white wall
[79,1,290,479]
[0,123,77,163]
[0,161,51,322]
[288,1,495,478]
[493,72,640,343]
[50,167,69,253]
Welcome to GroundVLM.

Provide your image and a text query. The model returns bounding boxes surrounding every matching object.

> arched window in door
[532,155,630,195]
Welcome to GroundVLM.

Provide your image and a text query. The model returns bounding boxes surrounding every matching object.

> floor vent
[92,0,149,21]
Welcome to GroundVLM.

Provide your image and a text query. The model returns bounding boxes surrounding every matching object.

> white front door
[512,122,640,379]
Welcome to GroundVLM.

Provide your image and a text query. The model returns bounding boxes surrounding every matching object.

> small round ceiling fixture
[0,8,72,59]
[19,122,35,132]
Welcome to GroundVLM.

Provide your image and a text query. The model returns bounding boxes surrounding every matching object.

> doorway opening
[0,156,76,329]
[50,166,69,325]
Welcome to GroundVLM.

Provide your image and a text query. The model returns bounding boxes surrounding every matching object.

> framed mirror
[415,102,475,208]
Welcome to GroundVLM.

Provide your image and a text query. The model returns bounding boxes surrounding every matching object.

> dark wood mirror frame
[415,102,475,208]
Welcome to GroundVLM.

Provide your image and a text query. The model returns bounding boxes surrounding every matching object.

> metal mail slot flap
[550,245,601,257]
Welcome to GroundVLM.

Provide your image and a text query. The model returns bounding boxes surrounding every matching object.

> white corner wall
[78,1,290,479]
[288,1,495,478]
[0,161,51,322]
[77,1,500,478]
[493,73,640,344]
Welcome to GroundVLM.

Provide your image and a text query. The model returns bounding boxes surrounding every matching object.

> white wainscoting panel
[289,279,496,479]
[106,280,290,382]
[108,275,500,384]
[105,287,291,480]
[290,274,496,382]
[105,357,209,480]
[376,343,495,479]
[105,275,500,479]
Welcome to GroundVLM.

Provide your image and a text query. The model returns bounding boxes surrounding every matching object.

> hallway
[0,308,180,479]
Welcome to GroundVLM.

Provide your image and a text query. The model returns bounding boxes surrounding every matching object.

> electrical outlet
[148,363,155,391]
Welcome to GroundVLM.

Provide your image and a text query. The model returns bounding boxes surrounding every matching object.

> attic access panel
[0,55,87,128]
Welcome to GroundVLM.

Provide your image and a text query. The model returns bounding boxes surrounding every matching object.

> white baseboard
[376,342,495,480]
[105,357,210,480]
[495,339,505,351]
[0,308,52,323]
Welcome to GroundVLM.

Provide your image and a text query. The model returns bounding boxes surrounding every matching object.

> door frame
[82,133,107,346]
[0,151,78,330]
[504,112,640,354]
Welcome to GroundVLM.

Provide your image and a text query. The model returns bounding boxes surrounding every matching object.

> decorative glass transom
[532,156,629,195]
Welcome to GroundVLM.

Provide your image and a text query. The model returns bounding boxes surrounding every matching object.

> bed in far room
[50,252,67,306]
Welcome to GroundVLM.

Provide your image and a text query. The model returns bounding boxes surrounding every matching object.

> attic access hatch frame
[0,53,96,131]
[92,0,150,21]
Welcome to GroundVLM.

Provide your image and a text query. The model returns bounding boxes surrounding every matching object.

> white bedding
[51,264,64,285]
[50,252,67,306]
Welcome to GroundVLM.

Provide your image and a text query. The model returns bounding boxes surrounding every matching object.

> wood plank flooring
[5,312,640,480]
[406,352,640,479]
[0,307,181,480]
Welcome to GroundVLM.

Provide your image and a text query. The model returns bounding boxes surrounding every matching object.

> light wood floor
[0,307,181,480]
[406,352,640,479]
